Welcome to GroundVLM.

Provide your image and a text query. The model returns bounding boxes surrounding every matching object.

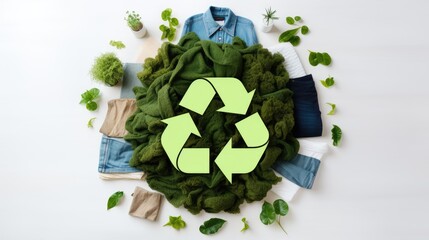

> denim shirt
[181,6,258,47]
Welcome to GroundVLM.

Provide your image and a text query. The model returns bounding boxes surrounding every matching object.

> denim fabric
[272,154,321,189]
[98,135,141,173]
[288,74,323,137]
[181,6,258,47]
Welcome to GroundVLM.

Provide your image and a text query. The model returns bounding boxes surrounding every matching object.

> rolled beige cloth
[129,186,163,221]
[99,99,136,137]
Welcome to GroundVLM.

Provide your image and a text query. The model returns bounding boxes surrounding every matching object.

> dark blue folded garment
[288,74,323,137]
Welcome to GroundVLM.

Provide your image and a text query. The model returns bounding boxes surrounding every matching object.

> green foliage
[107,191,124,210]
[159,8,179,41]
[125,11,143,31]
[90,52,124,86]
[262,7,279,25]
[279,16,308,46]
[80,88,100,111]
[164,216,186,230]
[199,218,227,235]
[241,217,249,232]
[326,103,336,115]
[320,76,335,88]
[260,199,289,235]
[109,40,126,49]
[309,51,332,66]
[87,117,96,128]
[331,124,342,146]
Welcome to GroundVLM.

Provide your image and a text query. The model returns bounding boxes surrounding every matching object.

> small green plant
[279,16,309,46]
[90,52,124,86]
[107,191,124,210]
[109,40,126,49]
[260,199,289,235]
[262,7,279,25]
[125,11,143,31]
[87,117,96,128]
[80,88,100,111]
[309,51,332,66]
[164,216,186,230]
[159,8,179,41]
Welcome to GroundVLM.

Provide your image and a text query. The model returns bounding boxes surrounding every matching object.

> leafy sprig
[80,88,100,111]
[279,16,309,46]
[241,217,249,232]
[326,103,336,115]
[260,199,289,235]
[262,7,279,25]
[109,40,126,49]
[309,51,332,66]
[107,191,124,210]
[87,117,96,128]
[199,218,226,235]
[159,8,179,41]
[320,76,335,88]
[164,216,186,230]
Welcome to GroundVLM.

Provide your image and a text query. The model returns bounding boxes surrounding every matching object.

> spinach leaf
[199,218,226,235]
[107,191,124,210]
[320,77,335,88]
[278,28,300,42]
[260,201,276,225]
[273,199,289,216]
[331,125,342,146]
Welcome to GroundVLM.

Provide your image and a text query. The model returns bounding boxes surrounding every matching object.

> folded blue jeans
[98,135,141,173]
[272,154,320,189]
[288,74,323,137]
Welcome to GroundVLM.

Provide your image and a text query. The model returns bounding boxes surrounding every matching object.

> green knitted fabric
[125,32,299,214]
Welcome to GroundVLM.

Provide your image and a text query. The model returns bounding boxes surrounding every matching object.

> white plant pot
[261,20,274,33]
[132,25,147,38]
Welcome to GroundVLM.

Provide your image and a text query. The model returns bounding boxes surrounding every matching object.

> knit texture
[125,32,298,214]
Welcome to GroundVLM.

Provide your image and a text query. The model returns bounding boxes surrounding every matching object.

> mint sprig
[80,88,100,111]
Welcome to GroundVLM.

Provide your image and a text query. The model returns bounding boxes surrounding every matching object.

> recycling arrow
[161,77,269,182]
[214,113,269,183]
[179,77,255,115]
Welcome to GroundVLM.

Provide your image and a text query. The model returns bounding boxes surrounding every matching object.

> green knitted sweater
[125,32,298,214]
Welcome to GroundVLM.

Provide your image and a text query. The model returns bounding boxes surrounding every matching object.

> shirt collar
[203,6,237,37]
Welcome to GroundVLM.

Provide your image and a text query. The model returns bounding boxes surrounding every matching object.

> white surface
[1,0,428,239]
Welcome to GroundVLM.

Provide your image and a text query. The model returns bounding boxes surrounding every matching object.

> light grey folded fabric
[129,186,163,221]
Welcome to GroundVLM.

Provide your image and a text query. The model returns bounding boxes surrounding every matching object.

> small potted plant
[90,52,124,86]
[125,11,147,38]
[262,7,279,33]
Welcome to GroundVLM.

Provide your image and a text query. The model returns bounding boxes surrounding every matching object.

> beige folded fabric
[99,99,137,137]
[99,172,146,180]
[129,186,163,221]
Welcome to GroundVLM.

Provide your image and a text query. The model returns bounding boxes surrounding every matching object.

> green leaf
[109,40,126,49]
[326,103,336,115]
[86,101,98,111]
[241,217,249,232]
[164,216,186,230]
[278,28,300,42]
[260,201,276,225]
[316,52,324,63]
[87,117,96,128]
[159,24,168,31]
[286,16,295,25]
[199,218,227,235]
[290,35,301,46]
[161,8,172,21]
[107,191,124,210]
[322,52,332,65]
[80,88,100,103]
[301,25,309,35]
[294,16,302,21]
[170,17,179,26]
[331,124,342,146]
[320,77,335,88]
[309,51,319,66]
[273,199,289,216]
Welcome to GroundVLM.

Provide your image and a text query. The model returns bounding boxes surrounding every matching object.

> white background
[1,0,428,239]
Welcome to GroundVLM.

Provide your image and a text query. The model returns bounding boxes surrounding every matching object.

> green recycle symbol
[161,77,269,183]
